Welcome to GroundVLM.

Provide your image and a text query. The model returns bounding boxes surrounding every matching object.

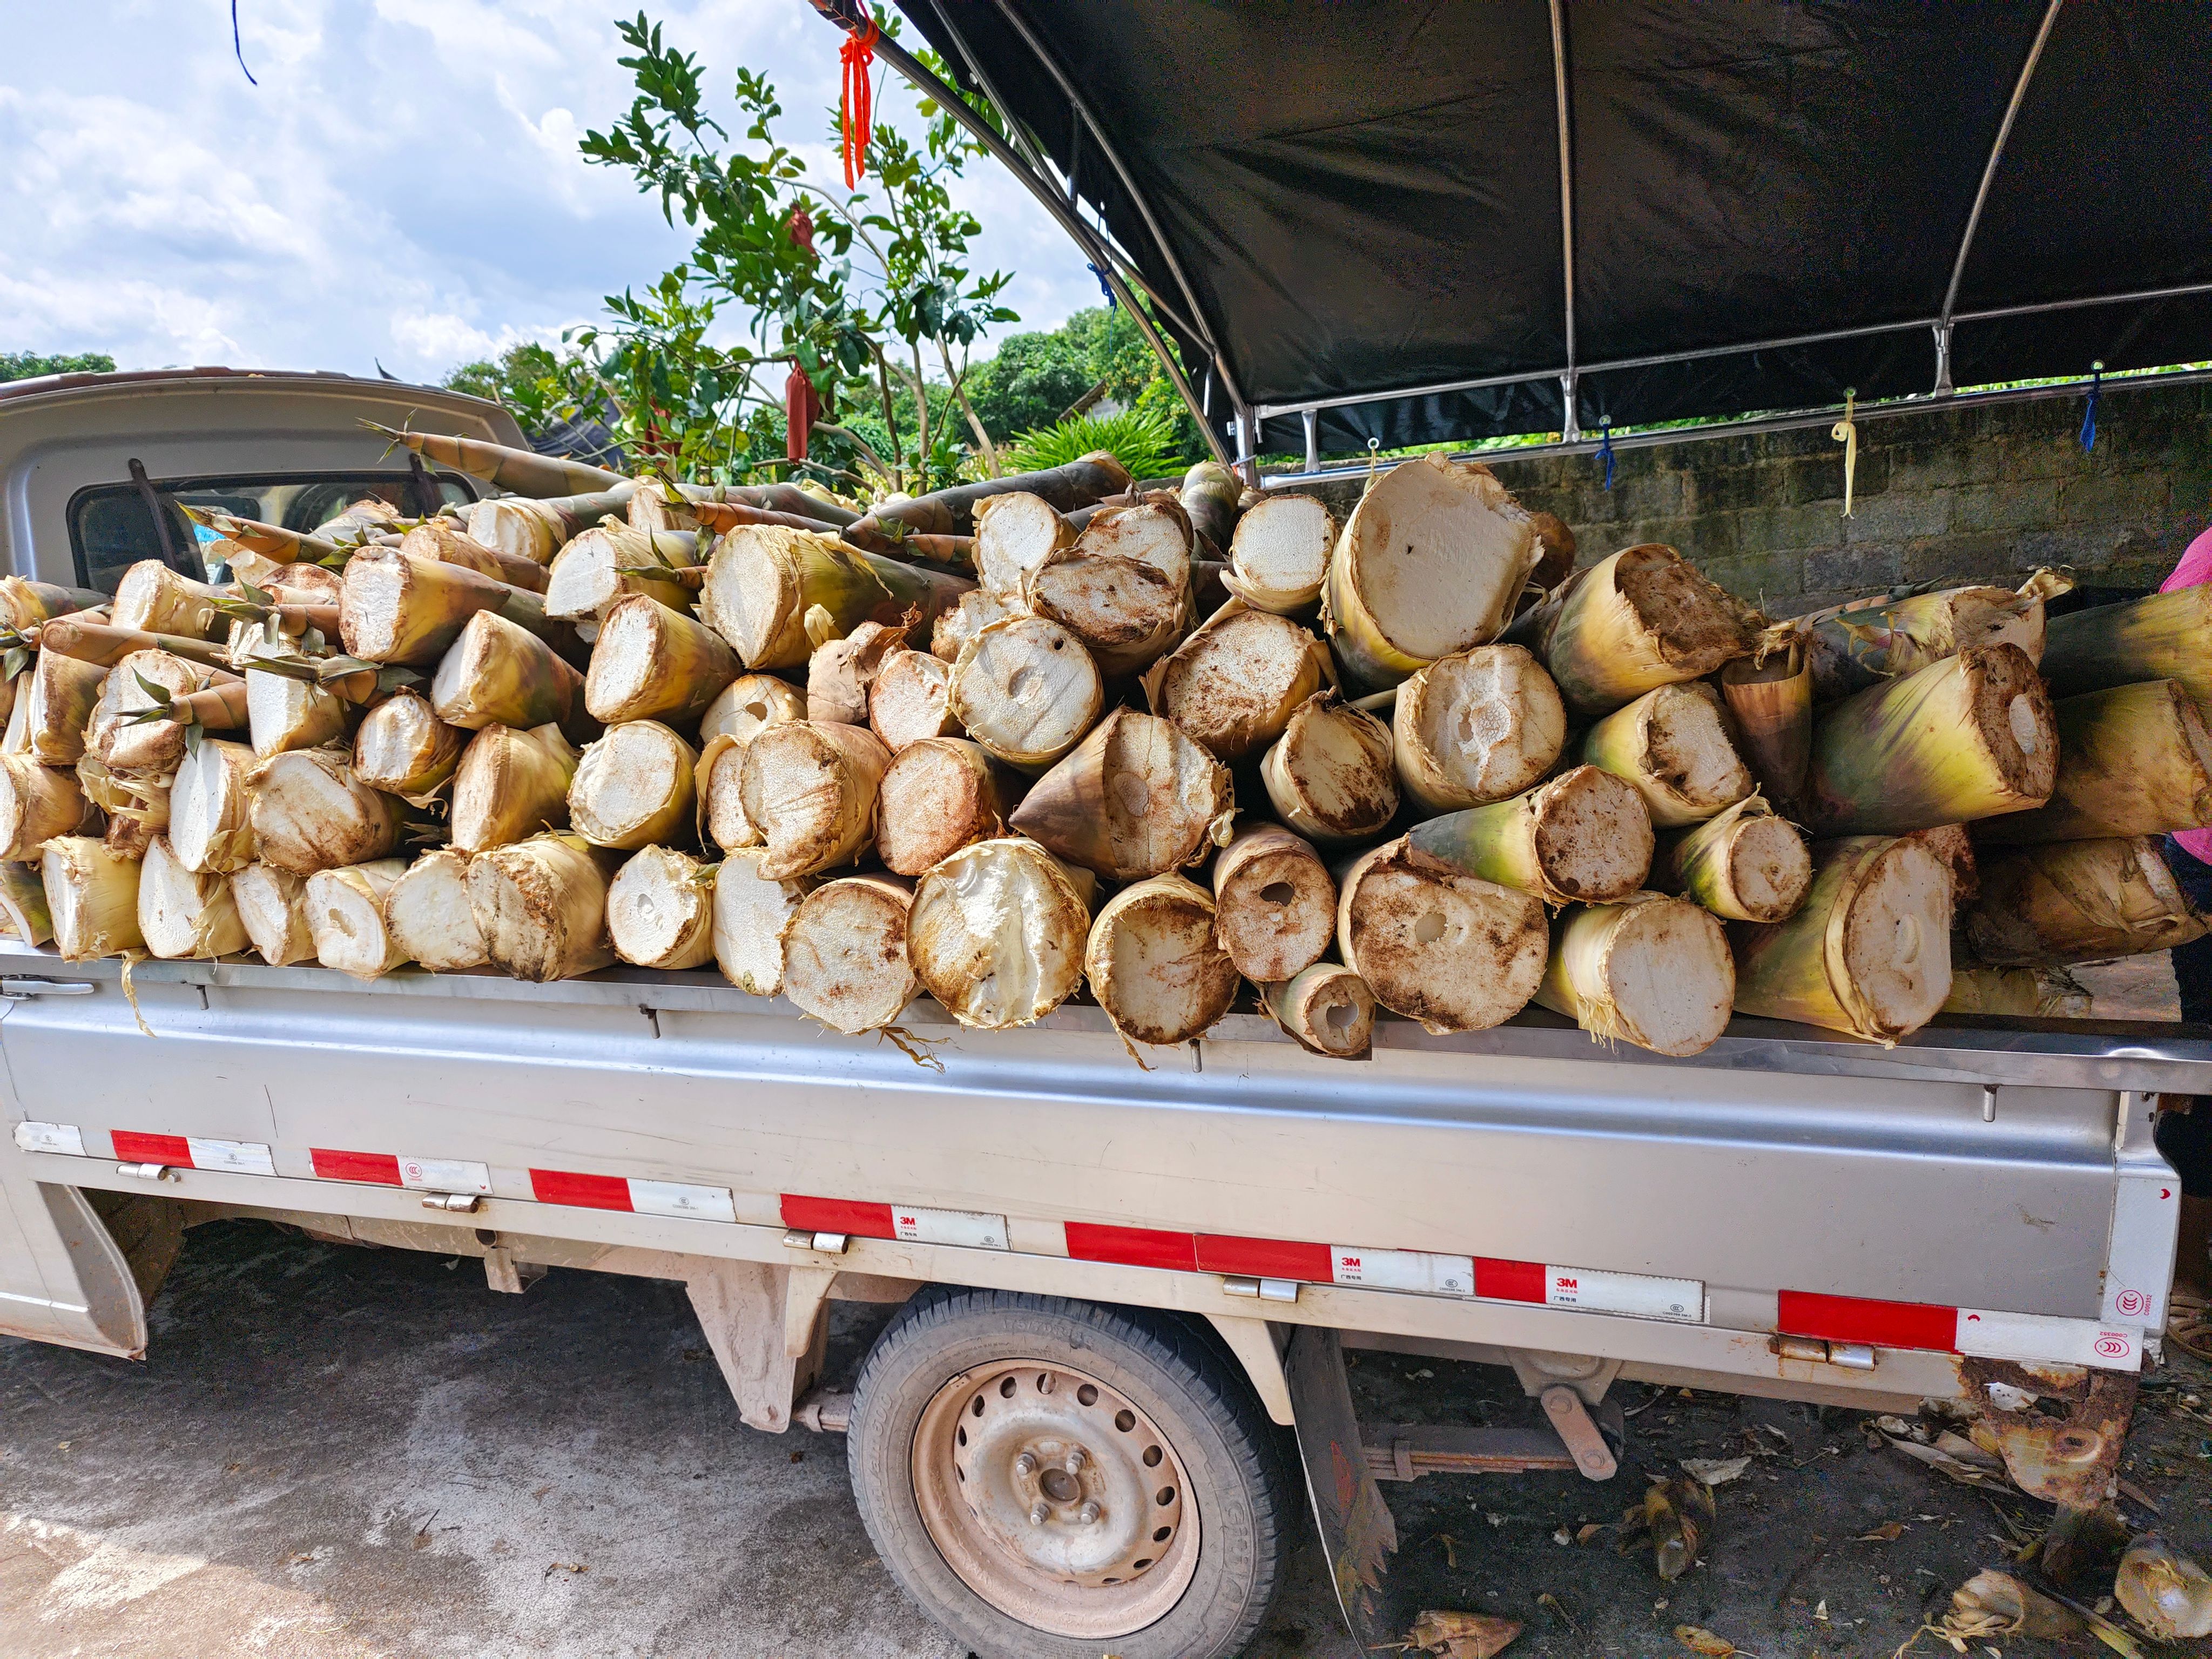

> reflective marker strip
[1196,1234,1333,1282]
[2104,1169,2180,1328]
[782,1194,894,1237]
[311,1149,403,1185]
[780,1195,1007,1249]
[1330,1246,1474,1298]
[14,1122,85,1156]
[1778,1290,2140,1372]
[1541,1267,1703,1321]
[307,1151,495,1195]
[531,1169,734,1222]
[110,1131,274,1176]
[1065,1223,1199,1272]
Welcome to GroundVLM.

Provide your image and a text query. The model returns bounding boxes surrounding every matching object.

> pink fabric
[2162,525,2212,864]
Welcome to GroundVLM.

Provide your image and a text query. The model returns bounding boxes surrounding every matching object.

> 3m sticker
[1329,1247,1474,1298]
[1543,1266,1702,1322]
[184,1137,276,1177]
[891,1206,1008,1250]
[12,1122,85,1156]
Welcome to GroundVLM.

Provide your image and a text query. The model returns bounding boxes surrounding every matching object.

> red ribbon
[840,18,878,188]
[786,362,822,462]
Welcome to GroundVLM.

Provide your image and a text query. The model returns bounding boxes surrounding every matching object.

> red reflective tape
[112,1131,192,1166]
[781,1194,896,1238]
[1195,1233,1333,1282]
[530,1169,635,1211]
[1474,1257,1546,1303]
[1064,1223,1198,1272]
[309,1149,402,1185]
[1778,1290,1959,1353]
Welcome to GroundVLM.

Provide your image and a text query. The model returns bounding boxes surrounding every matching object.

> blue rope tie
[232,0,258,84]
[1086,264,1116,309]
[2080,361,2102,452]
[1599,416,1615,490]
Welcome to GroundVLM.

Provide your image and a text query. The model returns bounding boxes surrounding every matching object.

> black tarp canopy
[872,1,2212,460]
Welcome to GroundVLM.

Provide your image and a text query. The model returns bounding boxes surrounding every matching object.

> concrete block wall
[1289,377,2212,618]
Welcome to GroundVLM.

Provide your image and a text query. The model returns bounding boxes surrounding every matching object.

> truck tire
[847,1286,1292,1659]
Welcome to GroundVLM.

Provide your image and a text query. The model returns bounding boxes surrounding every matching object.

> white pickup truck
[0,367,2196,1659]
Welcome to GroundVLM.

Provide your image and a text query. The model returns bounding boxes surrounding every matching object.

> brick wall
[1292,376,2212,618]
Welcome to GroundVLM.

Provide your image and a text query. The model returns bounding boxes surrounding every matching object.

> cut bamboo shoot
[544,523,696,621]
[1406,765,1654,906]
[246,748,403,875]
[2041,586,2212,707]
[948,616,1103,772]
[42,835,144,961]
[739,720,889,879]
[710,849,815,996]
[1073,498,1192,588]
[450,723,578,852]
[1008,709,1230,880]
[569,720,698,850]
[11,649,107,765]
[1084,875,1242,1047]
[431,608,585,734]
[781,874,918,1033]
[242,633,348,758]
[1799,571,2065,701]
[0,754,93,860]
[0,858,53,946]
[1581,682,1755,828]
[383,847,487,970]
[137,835,248,959]
[340,549,568,667]
[585,593,739,725]
[1964,837,2208,966]
[1731,834,1952,1043]
[702,674,808,745]
[1211,824,1336,983]
[464,835,617,982]
[112,562,226,639]
[352,690,466,802]
[1224,494,1336,614]
[1655,794,1811,922]
[1323,451,1540,690]
[1907,823,1979,909]
[606,845,716,970]
[868,649,961,750]
[1260,692,1397,843]
[84,650,209,768]
[875,738,1017,876]
[231,861,316,966]
[463,496,564,565]
[305,859,410,979]
[1534,893,1734,1055]
[1804,643,2056,835]
[908,838,1092,1028]
[931,587,1027,664]
[1337,838,1550,1033]
[1942,966,2090,1019]
[1539,544,1760,718]
[1259,963,1374,1058]
[1978,680,2212,845]
[1718,631,1813,812]
[1393,644,1565,812]
[400,518,550,594]
[807,619,906,726]
[1147,604,1331,761]
[0,576,101,632]
[1024,550,1188,678]
[699,525,972,671]
[974,491,1074,598]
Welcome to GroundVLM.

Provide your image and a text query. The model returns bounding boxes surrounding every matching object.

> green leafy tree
[0,350,116,382]
[965,328,1095,441]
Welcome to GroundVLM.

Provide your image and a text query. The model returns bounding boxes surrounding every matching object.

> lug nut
[1028,1501,1051,1527]
[1076,1501,1102,1524]
[1013,1452,1037,1476]
[1064,1447,1088,1474]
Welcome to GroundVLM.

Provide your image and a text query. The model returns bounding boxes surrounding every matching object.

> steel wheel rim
[911,1358,1199,1638]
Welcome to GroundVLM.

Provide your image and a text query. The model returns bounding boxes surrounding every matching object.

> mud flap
[1285,1324,1397,1648]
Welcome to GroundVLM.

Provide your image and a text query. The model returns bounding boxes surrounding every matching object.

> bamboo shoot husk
[1179,460,1242,552]
[1537,544,1760,718]
[0,754,93,860]
[544,523,696,621]
[400,518,549,593]
[87,651,224,771]
[1800,570,2067,702]
[585,592,740,725]
[1942,965,2091,1019]
[1260,691,1397,843]
[231,861,316,966]
[1084,874,1242,1047]
[366,424,626,498]
[698,525,972,671]
[569,721,698,850]
[606,845,716,970]
[875,738,1019,875]
[1582,681,1755,828]
[1024,550,1188,678]
[948,616,1103,772]
[1224,494,1336,614]
[1260,963,1374,1058]
[1146,602,1331,761]
[2041,585,2212,707]
[1804,643,2055,835]
[1534,893,1734,1055]
[246,747,403,875]
[1337,838,1550,1034]
[383,847,487,971]
[0,858,53,946]
[1964,836,2207,966]
[0,576,102,632]
[931,587,1027,663]
[844,451,1129,545]
[868,649,961,750]
[739,720,889,879]
[340,549,571,667]
[974,491,1075,598]
[1978,680,2212,845]
[1211,824,1336,982]
[625,478,702,535]
[10,649,107,764]
[1526,512,1576,594]
[352,690,465,803]
[318,496,402,539]
[1008,709,1231,880]
[1074,497,1193,586]
[36,619,230,673]
[1392,643,1565,813]
[1731,834,1953,1043]
[702,673,808,745]
[1655,794,1811,923]
[432,609,585,734]
[111,562,226,640]
[807,619,906,725]
[1406,765,1654,906]
[305,858,410,979]
[908,838,1092,1029]
[711,849,815,995]
[1323,451,1540,691]
[100,781,167,860]
[42,835,144,961]
[451,723,578,851]
[464,834,617,981]
[780,874,918,1033]
[1718,631,1813,812]
[242,633,348,758]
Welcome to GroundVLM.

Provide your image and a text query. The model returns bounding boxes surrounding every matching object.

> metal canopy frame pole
[1933,0,2066,396]
[1549,0,1579,444]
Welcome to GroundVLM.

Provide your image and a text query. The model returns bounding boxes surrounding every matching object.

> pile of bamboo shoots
[6,426,2200,1063]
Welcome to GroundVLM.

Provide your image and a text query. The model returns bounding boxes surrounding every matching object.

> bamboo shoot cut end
[711,849,812,996]
[869,650,960,750]
[876,737,1003,876]
[569,720,698,851]
[1260,693,1397,842]
[1339,841,1549,1034]
[1085,876,1240,1047]
[1529,766,1658,903]
[1227,495,1334,612]
[305,859,409,980]
[975,491,1074,598]
[1156,609,1327,760]
[606,845,715,970]
[138,836,248,960]
[740,720,889,879]
[384,848,487,970]
[1839,839,1952,1037]
[1544,896,1733,1056]
[908,838,1089,1028]
[232,861,316,966]
[1262,962,1375,1057]
[781,875,918,1033]
[948,617,1102,772]
[1212,825,1335,983]
[1395,644,1565,810]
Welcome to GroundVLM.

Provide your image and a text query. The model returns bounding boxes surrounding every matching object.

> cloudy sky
[0,0,1095,382]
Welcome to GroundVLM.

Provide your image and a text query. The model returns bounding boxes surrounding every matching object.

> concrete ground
[8,1217,2212,1659]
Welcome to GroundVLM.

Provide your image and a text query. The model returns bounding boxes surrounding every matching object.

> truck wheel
[847,1286,1291,1659]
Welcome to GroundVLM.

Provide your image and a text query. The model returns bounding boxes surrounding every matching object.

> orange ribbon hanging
[840,18,879,188]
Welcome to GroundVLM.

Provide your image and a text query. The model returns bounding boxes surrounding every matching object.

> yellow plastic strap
[1830,392,1859,518]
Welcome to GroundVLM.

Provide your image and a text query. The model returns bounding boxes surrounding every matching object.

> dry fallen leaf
[1576,1523,1604,1544]
[1406,1609,1521,1658]
[1856,1521,1907,1542]
[1673,1626,1738,1657]
[1681,1456,1750,1487]
[544,1561,589,1578]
